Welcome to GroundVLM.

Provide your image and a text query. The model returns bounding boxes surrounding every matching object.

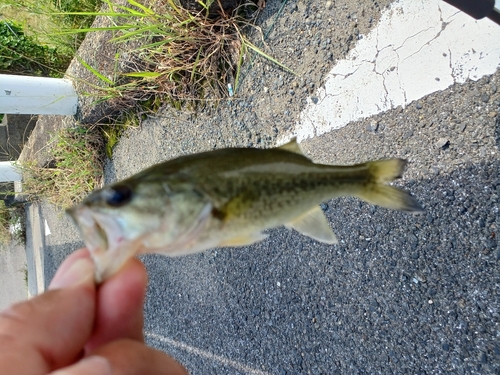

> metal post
[0,161,21,182]
[0,74,78,115]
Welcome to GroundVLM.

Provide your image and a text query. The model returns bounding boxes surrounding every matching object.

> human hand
[0,248,188,375]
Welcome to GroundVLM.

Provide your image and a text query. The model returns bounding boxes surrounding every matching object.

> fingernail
[49,356,111,375]
[49,257,95,289]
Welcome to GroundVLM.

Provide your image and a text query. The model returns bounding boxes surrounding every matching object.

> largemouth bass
[67,139,423,282]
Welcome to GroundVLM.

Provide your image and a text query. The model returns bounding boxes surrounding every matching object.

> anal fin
[285,206,338,244]
[218,232,269,247]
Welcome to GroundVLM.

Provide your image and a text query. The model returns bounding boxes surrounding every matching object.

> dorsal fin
[277,137,304,155]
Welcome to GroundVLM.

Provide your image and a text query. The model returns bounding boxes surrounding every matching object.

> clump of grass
[59,0,292,108]
[10,204,26,244]
[17,125,104,208]
[0,20,69,77]
[0,201,11,246]
[0,200,24,246]
[0,0,101,75]
[21,264,28,288]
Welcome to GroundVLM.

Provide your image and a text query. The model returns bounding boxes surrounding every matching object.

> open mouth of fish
[66,205,133,282]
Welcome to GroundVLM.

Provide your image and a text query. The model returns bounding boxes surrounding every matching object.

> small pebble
[311,97,319,104]
[436,138,449,149]
[481,93,490,103]
[403,130,413,139]
[366,121,378,132]
[326,1,332,10]
[480,352,487,364]
[416,102,423,110]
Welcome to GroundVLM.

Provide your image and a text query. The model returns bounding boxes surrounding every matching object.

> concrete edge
[25,203,45,297]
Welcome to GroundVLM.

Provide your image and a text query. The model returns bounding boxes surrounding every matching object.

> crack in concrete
[295,0,500,141]
[448,47,455,82]
[333,62,365,80]
[397,24,442,65]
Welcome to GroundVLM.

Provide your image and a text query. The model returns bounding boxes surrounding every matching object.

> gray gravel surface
[38,0,499,374]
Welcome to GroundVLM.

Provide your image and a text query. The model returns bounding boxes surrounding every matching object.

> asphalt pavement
[24,0,499,374]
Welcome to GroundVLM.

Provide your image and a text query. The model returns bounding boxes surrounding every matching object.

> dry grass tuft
[17,126,105,209]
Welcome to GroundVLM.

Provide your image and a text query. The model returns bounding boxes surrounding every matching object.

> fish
[67,139,423,282]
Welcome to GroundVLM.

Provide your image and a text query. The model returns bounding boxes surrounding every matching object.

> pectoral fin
[285,206,338,244]
[218,232,269,247]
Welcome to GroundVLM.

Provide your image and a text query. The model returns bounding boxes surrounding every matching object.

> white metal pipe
[0,161,21,182]
[0,74,78,115]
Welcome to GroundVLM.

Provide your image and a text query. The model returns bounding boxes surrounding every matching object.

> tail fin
[359,159,424,213]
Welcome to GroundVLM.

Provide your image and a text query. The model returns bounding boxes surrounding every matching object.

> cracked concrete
[294,0,500,141]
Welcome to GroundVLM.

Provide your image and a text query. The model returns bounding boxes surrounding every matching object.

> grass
[21,264,28,288]
[0,0,101,59]
[58,0,293,109]
[9,204,26,244]
[16,125,105,209]
[0,201,26,246]
[0,201,11,246]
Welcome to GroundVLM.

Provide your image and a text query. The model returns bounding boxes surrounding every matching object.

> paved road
[32,1,499,374]
[0,240,27,310]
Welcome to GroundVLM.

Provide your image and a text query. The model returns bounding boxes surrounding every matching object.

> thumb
[0,251,96,375]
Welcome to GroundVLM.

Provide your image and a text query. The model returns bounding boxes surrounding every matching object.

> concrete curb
[24,203,45,297]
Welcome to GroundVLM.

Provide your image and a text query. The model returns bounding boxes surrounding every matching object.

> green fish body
[67,139,423,281]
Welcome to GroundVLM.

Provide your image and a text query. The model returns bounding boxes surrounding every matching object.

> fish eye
[105,184,132,207]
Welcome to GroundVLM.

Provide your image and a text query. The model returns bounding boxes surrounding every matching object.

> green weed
[0,201,11,246]
[57,0,293,107]
[16,126,104,209]
[0,0,100,75]
[21,264,28,288]
[0,201,24,246]
[0,20,69,77]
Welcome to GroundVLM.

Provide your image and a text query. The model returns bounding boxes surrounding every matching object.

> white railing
[0,74,78,115]
[0,161,21,182]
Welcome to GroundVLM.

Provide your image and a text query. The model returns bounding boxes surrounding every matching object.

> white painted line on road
[44,219,51,236]
[145,332,271,375]
[293,0,500,141]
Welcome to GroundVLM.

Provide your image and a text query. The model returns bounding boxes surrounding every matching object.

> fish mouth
[66,205,131,282]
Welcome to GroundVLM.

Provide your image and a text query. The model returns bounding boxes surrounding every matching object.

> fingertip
[49,249,95,290]
[85,258,148,351]
[112,257,148,289]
